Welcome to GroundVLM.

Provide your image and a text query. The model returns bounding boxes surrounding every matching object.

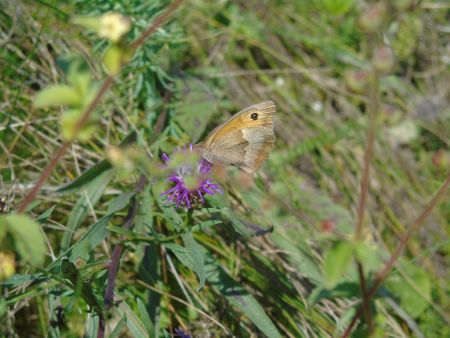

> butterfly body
[197,101,276,174]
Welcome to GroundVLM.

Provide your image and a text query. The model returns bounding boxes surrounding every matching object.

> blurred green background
[0,0,449,337]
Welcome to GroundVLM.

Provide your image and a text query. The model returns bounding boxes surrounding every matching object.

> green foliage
[205,255,282,338]
[1,0,448,337]
[34,85,82,108]
[385,261,432,318]
[323,240,354,289]
[2,214,47,266]
[321,0,355,16]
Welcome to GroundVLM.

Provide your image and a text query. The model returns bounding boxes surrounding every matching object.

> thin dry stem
[353,69,380,334]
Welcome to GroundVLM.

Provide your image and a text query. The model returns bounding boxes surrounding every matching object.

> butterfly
[197,101,276,174]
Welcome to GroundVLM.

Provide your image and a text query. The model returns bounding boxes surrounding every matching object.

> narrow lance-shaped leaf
[34,85,81,108]
[61,170,114,250]
[205,254,282,338]
[159,206,207,289]
[119,301,149,338]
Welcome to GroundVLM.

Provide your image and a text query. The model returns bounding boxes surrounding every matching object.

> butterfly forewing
[200,101,276,174]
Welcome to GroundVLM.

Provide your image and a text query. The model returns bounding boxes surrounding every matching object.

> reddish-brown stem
[18,140,70,213]
[355,71,379,239]
[17,75,114,213]
[357,262,373,333]
[341,174,450,338]
[353,69,379,334]
[103,174,147,312]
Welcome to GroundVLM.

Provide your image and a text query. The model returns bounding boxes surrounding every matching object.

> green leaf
[119,301,149,338]
[135,186,154,233]
[308,282,360,304]
[110,316,126,338]
[323,240,354,288]
[36,205,56,223]
[173,77,218,142]
[207,194,269,238]
[107,225,138,238]
[159,205,183,232]
[229,215,258,237]
[85,313,99,338]
[61,170,114,250]
[205,254,282,338]
[137,298,154,336]
[163,243,190,254]
[159,205,206,289]
[322,0,355,15]
[0,298,6,317]
[34,85,81,108]
[138,245,162,338]
[64,55,92,98]
[165,234,206,290]
[190,219,222,233]
[0,216,7,243]
[6,214,47,265]
[354,241,384,274]
[72,16,101,30]
[2,273,45,287]
[107,192,136,214]
[272,232,323,284]
[103,45,123,75]
[69,191,134,262]
[60,258,102,312]
[385,261,431,318]
[183,233,206,290]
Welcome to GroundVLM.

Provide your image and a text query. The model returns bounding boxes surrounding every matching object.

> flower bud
[372,46,394,73]
[344,70,370,93]
[106,146,135,172]
[393,0,415,11]
[380,104,402,125]
[98,12,131,42]
[0,251,16,281]
[357,3,387,33]
[432,149,450,170]
[320,219,336,233]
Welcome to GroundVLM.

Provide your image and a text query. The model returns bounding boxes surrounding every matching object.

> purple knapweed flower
[174,327,191,338]
[161,144,222,208]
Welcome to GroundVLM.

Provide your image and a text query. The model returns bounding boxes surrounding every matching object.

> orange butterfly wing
[200,101,276,173]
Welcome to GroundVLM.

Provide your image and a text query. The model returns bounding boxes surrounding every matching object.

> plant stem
[98,174,146,338]
[355,71,379,240]
[353,69,380,333]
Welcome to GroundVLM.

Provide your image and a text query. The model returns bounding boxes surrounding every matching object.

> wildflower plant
[2,1,449,338]
[161,145,222,208]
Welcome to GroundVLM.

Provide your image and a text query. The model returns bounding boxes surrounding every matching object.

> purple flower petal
[160,144,222,208]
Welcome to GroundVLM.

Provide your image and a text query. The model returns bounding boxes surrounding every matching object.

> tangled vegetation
[0,0,449,337]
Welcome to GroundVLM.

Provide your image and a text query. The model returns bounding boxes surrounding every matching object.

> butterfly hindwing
[200,101,276,173]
